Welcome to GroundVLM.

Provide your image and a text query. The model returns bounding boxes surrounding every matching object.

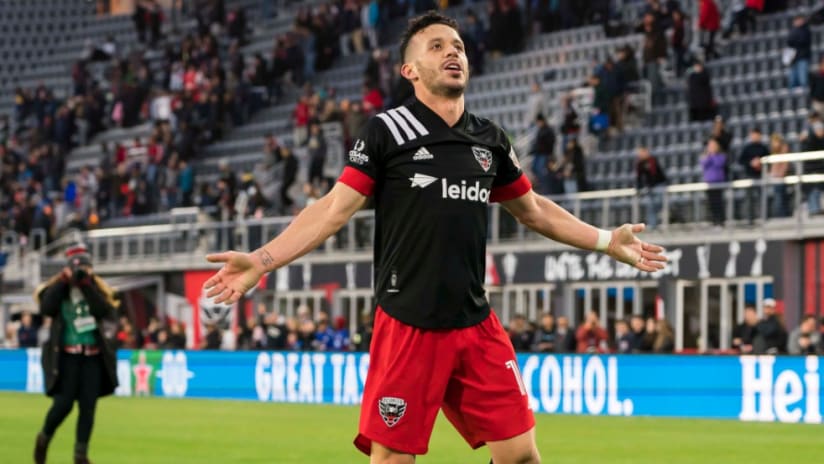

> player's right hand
[203,251,264,305]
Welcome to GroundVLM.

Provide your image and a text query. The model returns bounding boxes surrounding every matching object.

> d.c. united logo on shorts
[378,397,407,427]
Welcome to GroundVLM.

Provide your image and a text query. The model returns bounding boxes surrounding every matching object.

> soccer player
[203,12,667,464]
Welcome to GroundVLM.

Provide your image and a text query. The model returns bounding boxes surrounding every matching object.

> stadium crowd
[5,297,823,355]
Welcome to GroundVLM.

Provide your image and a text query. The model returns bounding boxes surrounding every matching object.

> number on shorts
[505,360,527,396]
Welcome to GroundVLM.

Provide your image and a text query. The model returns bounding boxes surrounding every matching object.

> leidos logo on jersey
[409,173,490,203]
[441,179,490,203]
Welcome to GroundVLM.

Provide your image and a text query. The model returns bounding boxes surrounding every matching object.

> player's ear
[400,62,417,82]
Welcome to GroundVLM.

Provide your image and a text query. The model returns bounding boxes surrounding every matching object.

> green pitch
[0,391,821,463]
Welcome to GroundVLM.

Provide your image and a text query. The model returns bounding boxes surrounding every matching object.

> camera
[73,267,88,282]
[69,256,92,282]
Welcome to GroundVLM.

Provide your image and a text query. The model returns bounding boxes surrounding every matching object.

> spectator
[787,315,819,355]
[554,315,576,353]
[313,318,336,351]
[701,137,728,227]
[261,311,287,350]
[531,312,557,353]
[628,315,647,352]
[227,7,247,45]
[756,298,787,354]
[332,316,351,351]
[508,313,534,352]
[615,45,641,85]
[133,0,148,43]
[559,94,581,144]
[787,15,812,89]
[530,114,556,195]
[361,0,379,50]
[687,61,716,121]
[293,95,311,147]
[575,312,608,353]
[116,317,138,349]
[653,319,675,353]
[811,55,824,116]
[17,312,39,348]
[462,9,486,76]
[671,9,689,77]
[588,75,609,136]
[559,138,587,194]
[636,146,668,229]
[168,321,187,349]
[3,322,18,348]
[307,122,329,189]
[803,120,824,215]
[601,59,627,133]
[768,133,791,218]
[640,13,667,93]
[339,0,362,56]
[342,99,367,147]
[737,128,769,224]
[698,0,721,60]
[615,319,633,353]
[724,0,757,38]
[524,83,548,128]
[278,147,298,215]
[202,323,223,350]
[709,115,733,153]
[297,319,316,351]
[362,80,384,116]
[732,305,760,354]
[352,309,373,352]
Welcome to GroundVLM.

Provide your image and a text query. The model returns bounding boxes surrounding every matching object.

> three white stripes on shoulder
[377,106,430,145]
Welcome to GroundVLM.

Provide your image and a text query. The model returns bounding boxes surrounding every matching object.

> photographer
[33,244,119,464]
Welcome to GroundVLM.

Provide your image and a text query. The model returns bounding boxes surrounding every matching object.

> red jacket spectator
[699,0,721,32]
[293,99,311,128]
[575,322,609,353]
[362,87,384,115]
[745,0,764,11]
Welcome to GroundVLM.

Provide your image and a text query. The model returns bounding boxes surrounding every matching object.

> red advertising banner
[184,270,267,348]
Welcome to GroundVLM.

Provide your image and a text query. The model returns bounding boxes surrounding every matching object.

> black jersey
[338,98,531,329]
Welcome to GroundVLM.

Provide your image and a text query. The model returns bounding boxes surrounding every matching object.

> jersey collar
[408,97,468,132]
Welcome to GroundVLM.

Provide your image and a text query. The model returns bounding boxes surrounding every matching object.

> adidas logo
[413,146,434,161]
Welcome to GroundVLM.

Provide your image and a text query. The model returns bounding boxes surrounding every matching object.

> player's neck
[416,92,464,127]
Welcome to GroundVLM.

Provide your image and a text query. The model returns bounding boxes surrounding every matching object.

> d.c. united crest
[472,146,493,172]
[378,397,407,427]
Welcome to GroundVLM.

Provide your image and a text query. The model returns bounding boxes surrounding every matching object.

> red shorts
[354,307,535,456]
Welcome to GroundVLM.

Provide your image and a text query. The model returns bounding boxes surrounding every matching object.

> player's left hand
[606,223,667,272]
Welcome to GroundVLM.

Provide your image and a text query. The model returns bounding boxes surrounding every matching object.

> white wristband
[595,229,612,252]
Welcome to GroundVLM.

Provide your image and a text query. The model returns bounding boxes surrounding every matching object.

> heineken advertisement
[1,349,821,424]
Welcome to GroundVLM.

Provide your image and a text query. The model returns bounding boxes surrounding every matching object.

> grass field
[1,392,821,463]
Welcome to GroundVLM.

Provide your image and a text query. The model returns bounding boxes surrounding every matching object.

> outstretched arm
[204,182,368,304]
[500,190,667,271]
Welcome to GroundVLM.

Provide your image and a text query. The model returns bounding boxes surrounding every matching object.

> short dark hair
[399,11,460,63]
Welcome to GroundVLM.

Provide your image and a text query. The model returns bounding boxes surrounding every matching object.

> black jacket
[738,142,769,179]
[636,156,668,189]
[38,278,118,398]
[687,68,714,110]
[756,315,787,354]
[811,71,824,101]
[787,23,812,62]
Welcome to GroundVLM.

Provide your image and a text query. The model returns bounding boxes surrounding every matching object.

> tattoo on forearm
[257,249,275,269]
